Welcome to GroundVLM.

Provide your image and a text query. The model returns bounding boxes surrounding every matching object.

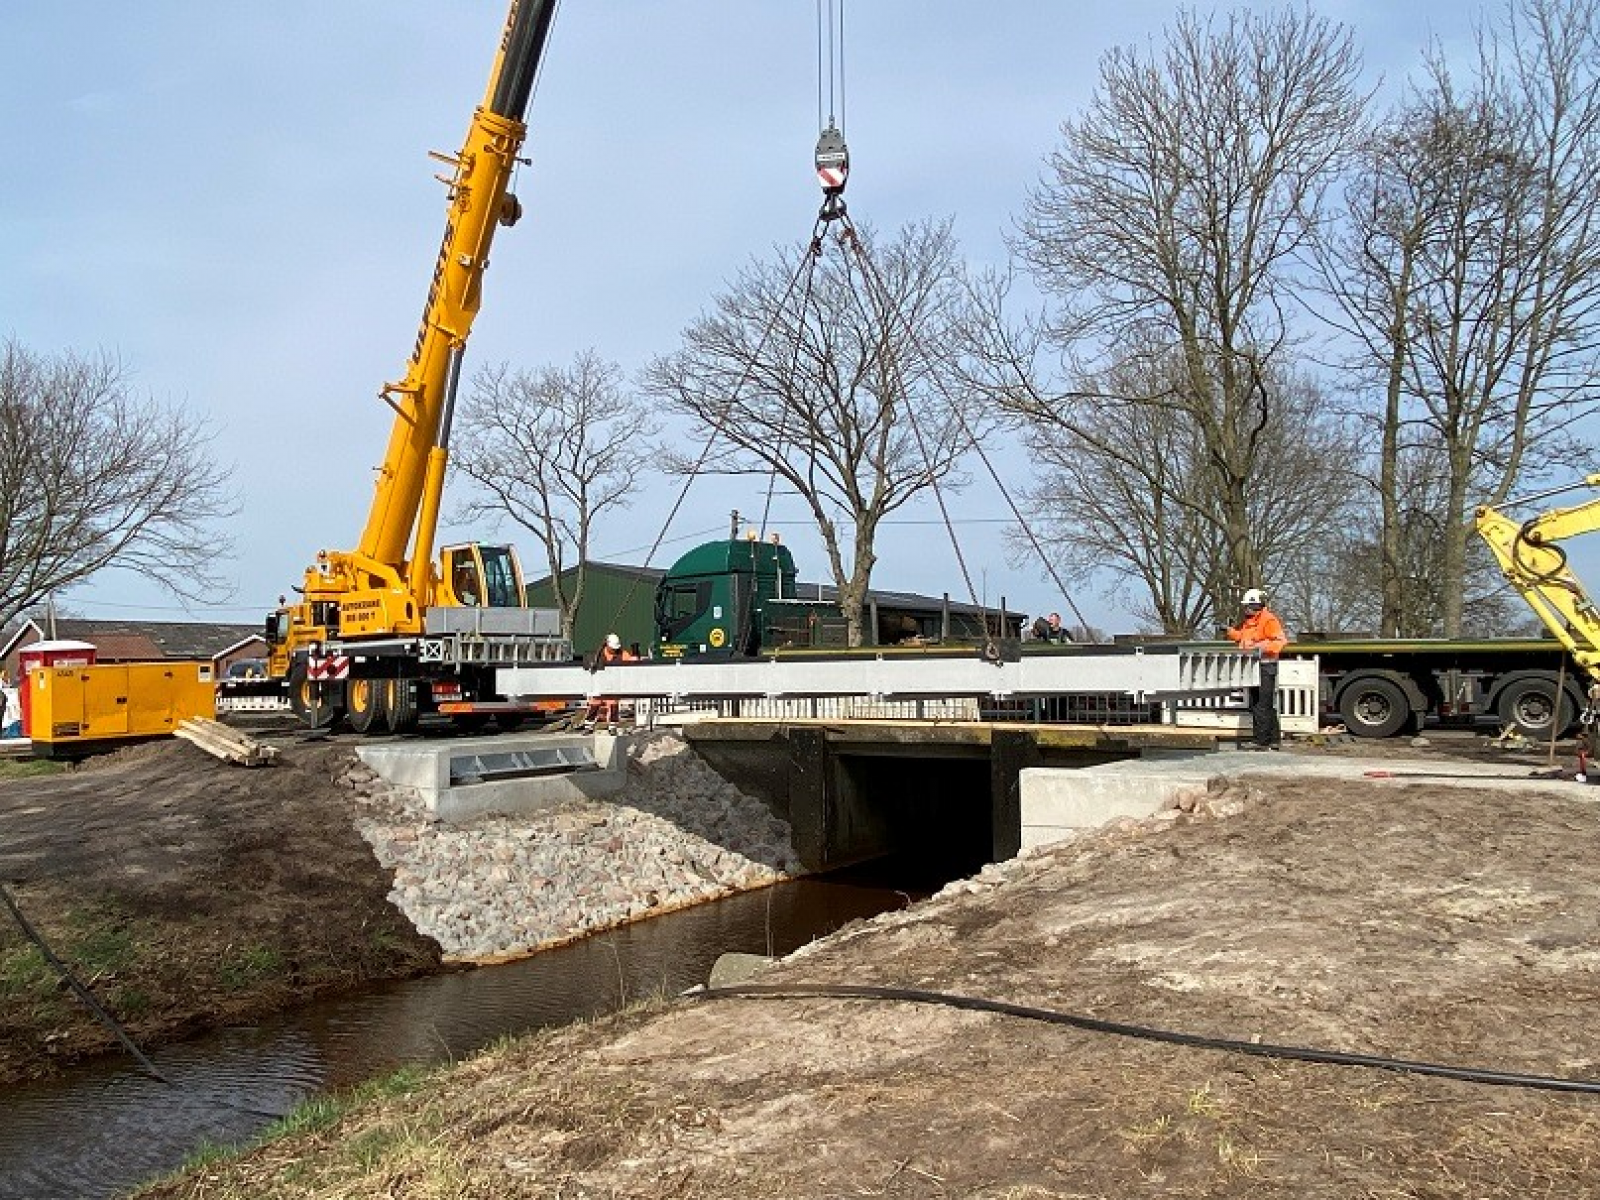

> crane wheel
[346,679,389,735]
[384,679,420,734]
[288,663,345,731]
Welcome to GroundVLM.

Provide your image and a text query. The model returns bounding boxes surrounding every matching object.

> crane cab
[438,543,525,609]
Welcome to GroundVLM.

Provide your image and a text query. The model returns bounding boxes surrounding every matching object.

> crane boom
[359,0,555,577]
[259,1,569,734]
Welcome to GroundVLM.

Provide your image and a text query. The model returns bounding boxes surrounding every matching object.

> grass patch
[218,944,285,991]
[176,1137,242,1175]
[114,986,152,1018]
[267,1064,432,1140]
[0,758,68,779]
[0,942,53,999]
[66,916,136,978]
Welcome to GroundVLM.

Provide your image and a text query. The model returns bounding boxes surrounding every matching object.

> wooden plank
[175,718,279,767]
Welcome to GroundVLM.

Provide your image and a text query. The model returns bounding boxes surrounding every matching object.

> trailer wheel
[345,678,388,735]
[1336,675,1411,739]
[1494,674,1575,740]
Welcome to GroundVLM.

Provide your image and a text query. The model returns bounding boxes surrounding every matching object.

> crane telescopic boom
[260,1,565,733]
[287,0,554,639]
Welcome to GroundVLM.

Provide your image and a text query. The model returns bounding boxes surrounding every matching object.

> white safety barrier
[1169,656,1320,735]
[729,696,981,720]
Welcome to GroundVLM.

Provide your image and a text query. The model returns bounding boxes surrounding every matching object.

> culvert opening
[833,753,995,891]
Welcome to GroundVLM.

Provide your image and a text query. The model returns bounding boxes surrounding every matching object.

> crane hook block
[815,124,849,196]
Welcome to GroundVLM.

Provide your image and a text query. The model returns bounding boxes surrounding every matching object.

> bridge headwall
[681,721,1213,872]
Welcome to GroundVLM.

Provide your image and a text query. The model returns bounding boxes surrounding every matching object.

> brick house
[0,619,267,681]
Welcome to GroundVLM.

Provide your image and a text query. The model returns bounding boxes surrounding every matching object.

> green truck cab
[655,537,805,659]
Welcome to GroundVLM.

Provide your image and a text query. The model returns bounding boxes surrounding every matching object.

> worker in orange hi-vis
[1226,588,1288,750]
[582,633,638,734]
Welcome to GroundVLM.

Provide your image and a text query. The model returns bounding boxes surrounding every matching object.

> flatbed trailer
[1283,637,1584,740]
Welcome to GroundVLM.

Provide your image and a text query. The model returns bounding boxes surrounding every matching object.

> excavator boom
[1475,473,1600,679]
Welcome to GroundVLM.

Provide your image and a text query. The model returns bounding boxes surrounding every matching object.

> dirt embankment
[0,738,440,1085]
[138,767,1600,1199]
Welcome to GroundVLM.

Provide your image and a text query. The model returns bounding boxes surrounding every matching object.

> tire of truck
[1334,673,1414,739]
[1491,672,1578,740]
[384,678,420,734]
[345,678,388,735]
[288,662,344,731]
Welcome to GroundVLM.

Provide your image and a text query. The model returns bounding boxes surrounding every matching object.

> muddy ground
[110,734,1600,1199]
[0,736,441,1085]
[9,730,1600,1196]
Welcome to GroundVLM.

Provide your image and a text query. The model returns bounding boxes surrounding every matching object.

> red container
[17,640,97,737]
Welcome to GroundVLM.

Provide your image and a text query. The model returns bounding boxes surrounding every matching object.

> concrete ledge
[357,731,627,823]
[1018,746,1587,851]
[1020,758,1214,850]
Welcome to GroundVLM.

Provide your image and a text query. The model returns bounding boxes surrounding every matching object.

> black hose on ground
[0,880,287,1120]
[0,879,170,1084]
[698,981,1600,1097]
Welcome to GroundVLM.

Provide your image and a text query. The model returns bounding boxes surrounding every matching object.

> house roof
[86,633,167,661]
[0,619,266,663]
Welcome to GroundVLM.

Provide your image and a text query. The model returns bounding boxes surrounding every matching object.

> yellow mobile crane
[1476,475,1600,681]
[260,0,568,733]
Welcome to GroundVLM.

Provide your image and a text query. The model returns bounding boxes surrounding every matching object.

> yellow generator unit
[29,661,216,759]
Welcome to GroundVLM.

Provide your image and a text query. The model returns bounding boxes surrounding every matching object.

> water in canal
[0,867,932,1200]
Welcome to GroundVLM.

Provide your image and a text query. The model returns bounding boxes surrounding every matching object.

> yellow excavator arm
[1475,473,1600,679]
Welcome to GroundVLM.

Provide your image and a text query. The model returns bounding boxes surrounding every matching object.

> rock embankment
[343,729,801,961]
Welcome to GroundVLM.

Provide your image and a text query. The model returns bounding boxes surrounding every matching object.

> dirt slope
[0,737,440,1084]
[139,768,1600,1198]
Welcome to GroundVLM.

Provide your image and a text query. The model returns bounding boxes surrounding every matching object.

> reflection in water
[0,871,915,1200]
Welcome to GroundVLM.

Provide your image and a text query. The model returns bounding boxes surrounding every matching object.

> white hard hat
[605,633,622,650]
[1241,589,1265,606]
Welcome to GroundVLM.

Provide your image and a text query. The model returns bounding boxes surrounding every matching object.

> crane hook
[815,122,849,221]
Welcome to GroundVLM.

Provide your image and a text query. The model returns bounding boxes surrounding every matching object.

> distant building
[525,561,663,658]
[526,559,1024,654]
[0,619,266,680]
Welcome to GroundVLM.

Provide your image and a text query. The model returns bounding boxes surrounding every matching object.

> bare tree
[643,218,991,646]
[451,350,658,639]
[1010,7,1365,610]
[0,340,235,629]
[1015,342,1359,635]
[1317,0,1600,636]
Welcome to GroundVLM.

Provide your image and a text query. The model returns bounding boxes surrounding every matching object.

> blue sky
[0,1,1505,634]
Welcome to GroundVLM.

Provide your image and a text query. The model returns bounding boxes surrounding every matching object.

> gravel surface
[349,729,802,961]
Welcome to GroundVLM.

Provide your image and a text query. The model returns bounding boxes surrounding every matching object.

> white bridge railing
[1169,657,1321,735]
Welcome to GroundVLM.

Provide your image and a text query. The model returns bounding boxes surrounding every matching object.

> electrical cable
[697,981,1600,1097]
[0,879,171,1085]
